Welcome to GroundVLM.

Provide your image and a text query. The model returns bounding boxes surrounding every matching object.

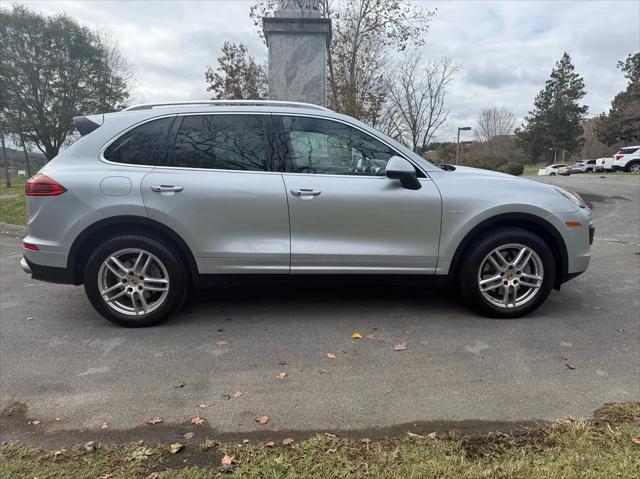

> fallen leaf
[256,415,269,425]
[366,334,377,340]
[232,391,243,398]
[174,381,186,388]
[282,437,294,446]
[199,403,211,408]
[84,441,96,453]
[407,432,424,438]
[100,421,109,429]
[147,474,159,479]
[318,368,328,374]
[326,448,337,453]
[393,342,408,351]
[326,352,336,359]
[565,363,576,370]
[169,442,183,454]
[28,420,41,425]
[191,416,207,425]
[632,436,640,445]
[53,448,66,456]
[360,437,371,444]
[351,332,363,339]
[98,474,113,479]
[427,432,437,439]
[221,454,235,465]
[216,340,228,347]
[264,441,275,448]
[146,417,163,425]
[242,439,250,444]
[276,372,287,380]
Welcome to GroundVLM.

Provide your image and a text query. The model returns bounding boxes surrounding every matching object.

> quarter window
[104,117,174,165]
[279,116,398,176]
[171,114,268,171]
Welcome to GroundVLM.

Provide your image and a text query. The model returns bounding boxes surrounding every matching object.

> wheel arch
[68,216,199,286]
[449,212,568,290]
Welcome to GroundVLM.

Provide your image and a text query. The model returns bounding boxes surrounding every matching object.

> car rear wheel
[459,228,556,318]
[84,234,188,327]
[626,161,640,173]
[549,172,557,176]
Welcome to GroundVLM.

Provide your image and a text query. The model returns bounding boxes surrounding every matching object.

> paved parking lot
[1,175,638,446]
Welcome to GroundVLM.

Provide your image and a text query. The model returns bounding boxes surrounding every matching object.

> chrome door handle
[151,185,183,193]
[290,189,321,197]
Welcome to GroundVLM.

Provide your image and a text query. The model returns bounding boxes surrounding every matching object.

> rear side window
[104,117,174,165]
[619,147,639,154]
[171,114,268,171]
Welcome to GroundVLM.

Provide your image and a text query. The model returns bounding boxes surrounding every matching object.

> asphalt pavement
[1,174,638,447]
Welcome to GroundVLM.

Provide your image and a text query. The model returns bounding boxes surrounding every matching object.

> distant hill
[2,147,47,173]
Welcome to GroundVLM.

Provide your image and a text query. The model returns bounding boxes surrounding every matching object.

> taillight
[25,174,67,196]
[614,154,623,161]
[22,241,39,251]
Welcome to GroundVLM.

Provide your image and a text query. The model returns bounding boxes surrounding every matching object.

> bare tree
[475,107,517,145]
[382,53,458,154]
[205,42,267,100]
[250,0,434,124]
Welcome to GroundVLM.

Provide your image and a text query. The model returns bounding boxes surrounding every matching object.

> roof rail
[122,100,331,112]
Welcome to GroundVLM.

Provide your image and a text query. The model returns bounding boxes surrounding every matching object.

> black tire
[625,161,640,173]
[550,172,557,176]
[459,228,556,318]
[84,234,188,327]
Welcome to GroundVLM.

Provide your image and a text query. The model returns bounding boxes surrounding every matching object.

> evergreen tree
[595,52,640,145]
[516,53,588,162]
[204,42,267,100]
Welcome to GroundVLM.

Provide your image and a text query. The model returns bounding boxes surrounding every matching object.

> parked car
[595,157,615,172]
[583,159,597,172]
[611,146,640,172]
[538,164,572,176]
[571,162,586,173]
[21,100,594,326]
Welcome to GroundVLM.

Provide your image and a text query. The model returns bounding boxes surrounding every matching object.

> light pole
[456,126,471,165]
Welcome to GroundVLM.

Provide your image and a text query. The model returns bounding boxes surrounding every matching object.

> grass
[1,403,639,479]
[0,176,27,226]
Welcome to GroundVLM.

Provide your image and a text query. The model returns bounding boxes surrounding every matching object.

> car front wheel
[459,228,556,318]
[84,234,188,327]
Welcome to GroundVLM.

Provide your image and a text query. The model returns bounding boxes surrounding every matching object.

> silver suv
[21,101,594,326]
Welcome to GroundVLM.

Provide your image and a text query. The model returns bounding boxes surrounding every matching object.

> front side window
[104,117,174,165]
[279,116,398,176]
[171,114,268,171]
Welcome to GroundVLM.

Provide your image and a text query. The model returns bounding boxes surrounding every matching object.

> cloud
[19,0,640,142]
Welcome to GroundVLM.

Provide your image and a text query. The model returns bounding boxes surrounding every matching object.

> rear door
[274,115,442,274]
[140,113,290,274]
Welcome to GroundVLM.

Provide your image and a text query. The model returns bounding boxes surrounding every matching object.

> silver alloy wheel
[97,248,170,316]
[629,163,640,173]
[477,243,544,309]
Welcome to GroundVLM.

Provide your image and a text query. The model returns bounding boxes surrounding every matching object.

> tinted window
[619,147,639,154]
[172,115,267,171]
[104,117,174,165]
[279,116,398,176]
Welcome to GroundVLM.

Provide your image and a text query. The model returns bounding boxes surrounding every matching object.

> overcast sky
[21,0,640,142]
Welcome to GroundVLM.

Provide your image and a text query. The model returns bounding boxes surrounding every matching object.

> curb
[0,222,27,237]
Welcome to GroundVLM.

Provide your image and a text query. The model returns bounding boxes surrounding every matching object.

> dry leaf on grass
[427,432,437,439]
[242,439,250,444]
[169,442,183,454]
[326,352,336,359]
[351,332,363,339]
[393,342,408,351]
[632,436,640,445]
[360,437,371,444]
[221,454,235,465]
[256,415,269,425]
[147,473,159,479]
[98,474,113,479]
[191,416,207,425]
[264,441,275,448]
[53,449,66,457]
[100,421,109,430]
[276,372,287,380]
[282,437,294,446]
[146,417,163,425]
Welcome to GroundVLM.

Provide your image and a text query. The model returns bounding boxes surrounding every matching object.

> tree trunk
[0,130,11,188]
[20,133,32,178]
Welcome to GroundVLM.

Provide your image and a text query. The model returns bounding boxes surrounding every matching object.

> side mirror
[385,156,421,190]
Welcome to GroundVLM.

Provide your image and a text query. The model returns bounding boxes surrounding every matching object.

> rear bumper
[21,256,76,284]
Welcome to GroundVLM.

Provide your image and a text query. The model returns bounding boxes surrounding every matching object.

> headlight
[555,187,586,208]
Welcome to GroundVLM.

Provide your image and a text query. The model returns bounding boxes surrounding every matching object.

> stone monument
[263,0,331,106]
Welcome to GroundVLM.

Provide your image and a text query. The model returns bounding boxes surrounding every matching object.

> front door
[140,113,290,274]
[275,115,442,274]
